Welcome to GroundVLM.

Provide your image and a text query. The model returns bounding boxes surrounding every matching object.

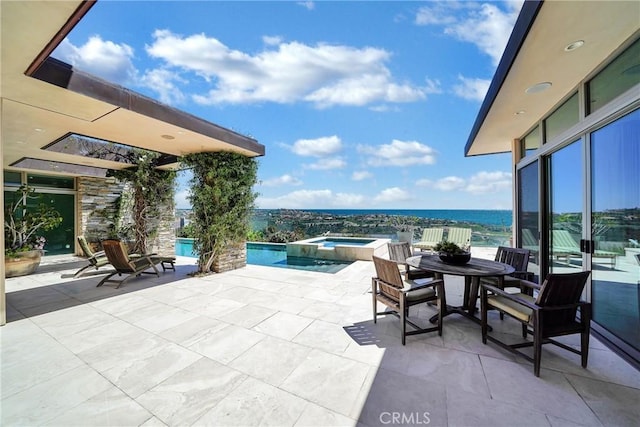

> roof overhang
[465,0,640,156]
[1,0,264,177]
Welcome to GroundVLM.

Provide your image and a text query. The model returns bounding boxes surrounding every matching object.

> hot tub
[287,236,389,261]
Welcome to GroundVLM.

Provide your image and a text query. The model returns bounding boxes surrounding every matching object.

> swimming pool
[175,239,352,273]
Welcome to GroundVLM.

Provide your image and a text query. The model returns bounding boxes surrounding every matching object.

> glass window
[518,161,539,273]
[27,174,75,189]
[590,108,639,354]
[4,189,75,255]
[544,92,579,142]
[3,170,22,186]
[548,140,583,274]
[36,193,75,255]
[521,125,540,159]
[588,38,640,114]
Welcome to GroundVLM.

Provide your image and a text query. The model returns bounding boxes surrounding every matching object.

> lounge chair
[448,227,472,250]
[521,228,539,263]
[552,230,617,268]
[73,236,111,278]
[97,239,159,288]
[150,255,176,271]
[413,228,444,252]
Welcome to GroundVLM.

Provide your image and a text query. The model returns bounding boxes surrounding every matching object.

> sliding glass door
[517,161,540,279]
[547,140,584,274]
[590,109,640,355]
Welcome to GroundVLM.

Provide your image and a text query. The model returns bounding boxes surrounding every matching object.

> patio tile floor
[1,251,639,426]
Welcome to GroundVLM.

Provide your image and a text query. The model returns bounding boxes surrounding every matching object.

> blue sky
[53,0,524,210]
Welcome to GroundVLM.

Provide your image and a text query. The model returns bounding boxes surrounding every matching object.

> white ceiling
[467,0,640,156]
[1,1,264,177]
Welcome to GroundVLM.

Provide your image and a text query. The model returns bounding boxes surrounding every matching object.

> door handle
[580,239,594,254]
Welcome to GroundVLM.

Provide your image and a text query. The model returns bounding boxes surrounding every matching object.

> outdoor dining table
[406,254,515,326]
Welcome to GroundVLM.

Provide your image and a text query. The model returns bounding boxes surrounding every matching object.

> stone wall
[77,176,175,255]
[212,243,247,272]
[77,176,125,250]
[150,206,175,256]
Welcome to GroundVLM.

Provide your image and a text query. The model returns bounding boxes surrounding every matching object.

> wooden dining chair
[480,271,591,377]
[481,246,533,292]
[372,256,444,344]
[387,242,434,281]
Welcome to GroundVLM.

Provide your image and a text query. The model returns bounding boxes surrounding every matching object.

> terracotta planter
[4,250,42,278]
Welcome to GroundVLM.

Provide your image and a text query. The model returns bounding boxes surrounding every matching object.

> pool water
[176,239,353,274]
[307,237,375,248]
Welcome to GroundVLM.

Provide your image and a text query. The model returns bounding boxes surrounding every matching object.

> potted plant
[392,216,414,244]
[4,184,63,277]
[434,240,471,265]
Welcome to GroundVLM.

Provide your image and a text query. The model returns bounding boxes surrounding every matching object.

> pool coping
[286,236,390,262]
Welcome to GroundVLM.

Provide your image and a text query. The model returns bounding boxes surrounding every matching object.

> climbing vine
[180,151,258,273]
[108,149,176,254]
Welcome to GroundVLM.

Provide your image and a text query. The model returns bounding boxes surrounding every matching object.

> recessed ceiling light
[525,82,552,94]
[34,128,44,132]
[564,40,585,52]
[15,140,25,144]
[515,110,526,115]
[161,134,175,140]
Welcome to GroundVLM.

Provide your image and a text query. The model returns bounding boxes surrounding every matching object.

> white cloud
[416,170,512,194]
[174,188,191,209]
[305,157,346,170]
[453,74,490,102]
[305,74,427,108]
[54,36,137,85]
[416,175,466,191]
[415,3,459,26]
[334,193,366,206]
[290,135,342,157]
[140,68,186,105]
[465,171,512,194]
[146,30,428,107]
[352,171,373,181]
[435,176,467,191]
[297,1,315,11]
[263,35,283,46]
[257,189,332,208]
[415,1,522,66]
[369,105,400,113]
[424,78,443,95]
[358,139,437,167]
[261,174,303,187]
[373,187,412,203]
[257,189,364,208]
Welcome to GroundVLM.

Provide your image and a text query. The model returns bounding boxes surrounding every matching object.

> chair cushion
[488,293,536,322]
[406,286,436,302]
[483,275,524,288]
[405,279,437,302]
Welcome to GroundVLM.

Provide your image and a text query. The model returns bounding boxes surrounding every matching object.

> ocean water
[299,209,512,226]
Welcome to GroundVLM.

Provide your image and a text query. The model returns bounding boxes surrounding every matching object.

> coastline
[249,209,512,247]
